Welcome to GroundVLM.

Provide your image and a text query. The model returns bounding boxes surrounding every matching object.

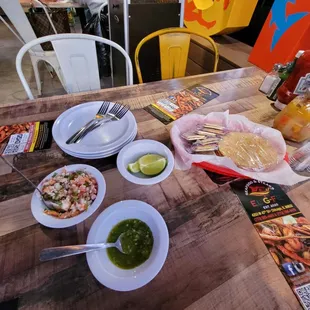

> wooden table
[19,0,87,29]
[20,0,84,9]
[0,67,307,309]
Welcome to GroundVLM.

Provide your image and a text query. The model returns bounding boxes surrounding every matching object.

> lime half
[127,161,140,173]
[138,154,167,176]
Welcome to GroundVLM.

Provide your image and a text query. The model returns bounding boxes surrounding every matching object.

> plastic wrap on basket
[217,132,279,172]
[170,111,309,185]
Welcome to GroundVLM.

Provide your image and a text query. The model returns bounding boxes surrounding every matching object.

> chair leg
[45,56,68,92]
[53,66,67,92]
[44,62,55,78]
[30,57,42,96]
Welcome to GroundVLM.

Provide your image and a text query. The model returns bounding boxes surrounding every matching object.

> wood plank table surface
[0,67,307,309]
[20,0,84,9]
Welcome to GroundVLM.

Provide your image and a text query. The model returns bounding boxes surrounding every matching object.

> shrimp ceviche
[42,169,98,219]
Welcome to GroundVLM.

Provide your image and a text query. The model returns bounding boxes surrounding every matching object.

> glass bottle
[273,89,310,142]
[275,50,310,110]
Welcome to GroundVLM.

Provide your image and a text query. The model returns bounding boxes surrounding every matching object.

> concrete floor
[0,18,67,105]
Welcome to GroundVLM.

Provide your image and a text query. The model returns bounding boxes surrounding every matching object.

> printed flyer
[231,179,310,310]
[0,121,54,156]
[145,84,218,124]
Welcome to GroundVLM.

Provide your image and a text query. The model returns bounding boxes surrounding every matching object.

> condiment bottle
[267,63,292,101]
[273,89,310,142]
[260,63,283,95]
[275,50,310,110]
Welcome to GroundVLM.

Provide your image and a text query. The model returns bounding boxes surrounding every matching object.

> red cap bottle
[275,50,310,110]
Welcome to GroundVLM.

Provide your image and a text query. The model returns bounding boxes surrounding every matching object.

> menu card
[144,84,219,124]
[0,121,54,156]
[231,179,310,309]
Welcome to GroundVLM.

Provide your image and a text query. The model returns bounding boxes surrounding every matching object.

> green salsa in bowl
[86,200,169,291]
[107,219,153,269]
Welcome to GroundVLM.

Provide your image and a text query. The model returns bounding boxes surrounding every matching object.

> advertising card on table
[231,179,310,309]
[145,84,218,124]
[0,121,54,156]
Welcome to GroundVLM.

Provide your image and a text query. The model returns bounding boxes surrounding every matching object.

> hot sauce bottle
[275,50,310,110]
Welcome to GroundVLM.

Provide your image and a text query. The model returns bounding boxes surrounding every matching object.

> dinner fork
[74,105,130,144]
[66,101,115,144]
[69,103,124,144]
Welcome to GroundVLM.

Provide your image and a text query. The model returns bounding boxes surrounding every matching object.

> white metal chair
[0,0,64,95]
[16,33,134,100]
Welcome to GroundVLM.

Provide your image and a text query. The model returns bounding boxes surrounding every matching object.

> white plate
[86,200,169,291]
[117,140,175,185]
[60,123,138,156]
[60,129,137,159]
[31,164,106,228]
[52,101,136,155]
[60,127,137,158]
[60,139,134,159]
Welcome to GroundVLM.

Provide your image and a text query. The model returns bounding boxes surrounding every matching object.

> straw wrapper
[170,111,309,185]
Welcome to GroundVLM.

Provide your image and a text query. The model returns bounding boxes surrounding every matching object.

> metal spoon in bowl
[39,233,126,261]
[0,156,63,212]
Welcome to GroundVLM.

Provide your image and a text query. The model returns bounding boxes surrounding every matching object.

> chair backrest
[16,33,134,100]
[134,27,219,84]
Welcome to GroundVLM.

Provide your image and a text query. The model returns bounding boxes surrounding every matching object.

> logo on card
[248,184,270,196]
[282,262,306,277]
[244,180,274,197]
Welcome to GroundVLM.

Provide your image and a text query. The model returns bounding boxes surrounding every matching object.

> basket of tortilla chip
[170,111,308,185]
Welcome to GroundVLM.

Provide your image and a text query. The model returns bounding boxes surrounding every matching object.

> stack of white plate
[52,101,137,159]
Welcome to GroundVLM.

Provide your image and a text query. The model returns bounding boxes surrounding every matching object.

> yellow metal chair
[134,27,219,84]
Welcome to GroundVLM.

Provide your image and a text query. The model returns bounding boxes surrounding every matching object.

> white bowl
[116,140,174,185]
[86,200,169,291]
[31,164,106,228]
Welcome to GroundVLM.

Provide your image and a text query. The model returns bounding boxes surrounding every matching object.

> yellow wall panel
[184,0,258,36]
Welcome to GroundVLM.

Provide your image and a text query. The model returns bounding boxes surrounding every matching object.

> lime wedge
[127,161,140,173]
[138,154,167,176]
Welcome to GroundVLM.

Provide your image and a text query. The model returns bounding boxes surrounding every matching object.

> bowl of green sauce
[107,219,154,269]
[86,200,169,291]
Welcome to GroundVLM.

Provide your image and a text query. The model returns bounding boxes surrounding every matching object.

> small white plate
[53,101,137,155]
[86,200,169,291]
[117,140,175,185]
[31,164,106,228]
[59,132,136,159]
[59,134,135,159]
[60,128,137,159]
[61,125,137,156]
